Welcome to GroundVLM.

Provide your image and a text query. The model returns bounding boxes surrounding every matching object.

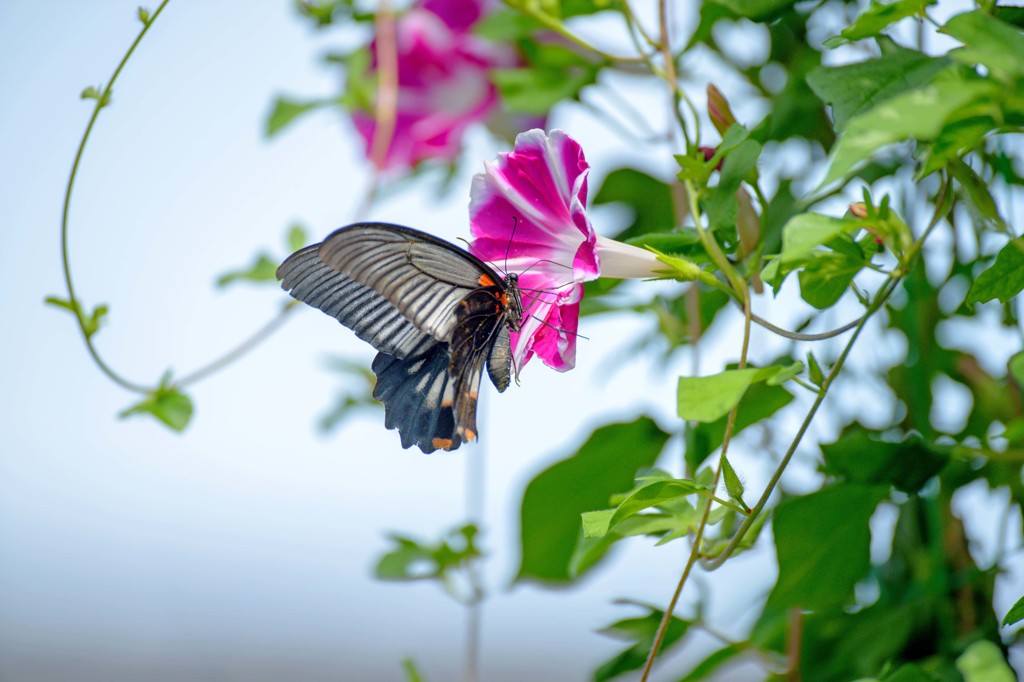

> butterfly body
[277,223,522,453]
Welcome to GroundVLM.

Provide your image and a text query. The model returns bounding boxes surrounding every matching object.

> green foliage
[118,373,194,432]
[824,0,935,47]
[318,356,379,432]
[677,365,787,423]
[375,524,481,584]
[1002,593,1024,627]
[766,485,888,611]
[517,418,669,584]
[685,378,793,470]
[956,640,1016,682]
[45,296,108,340]
[217,223,309,287]
[582,470,710,540]
[821,426,950,493]
[593,601,692,682]
[400,658,427,682]
[491,42,600,115]
[265,96,329,137]
[966,237,1024,305]
[592,168,675,242]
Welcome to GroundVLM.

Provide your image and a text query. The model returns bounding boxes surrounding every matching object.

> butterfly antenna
[503,216,518,275]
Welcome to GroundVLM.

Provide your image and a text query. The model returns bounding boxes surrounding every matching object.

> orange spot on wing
[464,428,476,442]
[478,273,496,287]
[501,292,509,306]
[432,438,454,450]
[441,399,453,408]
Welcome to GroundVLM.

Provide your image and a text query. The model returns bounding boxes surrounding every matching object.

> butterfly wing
[310,223,504,340]
[277,223,515,453]
[371,343,461,453]
[277,243,436,359]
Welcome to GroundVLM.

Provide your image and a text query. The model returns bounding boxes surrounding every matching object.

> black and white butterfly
[277,222,524,453]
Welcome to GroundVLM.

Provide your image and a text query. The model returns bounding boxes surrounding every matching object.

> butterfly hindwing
[371,343,460,453]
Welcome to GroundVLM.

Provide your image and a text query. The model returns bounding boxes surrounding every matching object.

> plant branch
[60,1,171,394]
[699,174,952,570]
[177,301,299,388]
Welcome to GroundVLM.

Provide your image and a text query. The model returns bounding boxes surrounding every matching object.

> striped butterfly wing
[277,223,516,453]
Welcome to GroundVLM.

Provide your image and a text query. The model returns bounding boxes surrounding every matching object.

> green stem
[640,169,753,681]
[699,174,952,570]
[60,0,171,393]
[59,1,297,399]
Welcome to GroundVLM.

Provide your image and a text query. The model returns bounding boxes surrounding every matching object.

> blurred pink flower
[353,0,511,171]
[470,129,665,373]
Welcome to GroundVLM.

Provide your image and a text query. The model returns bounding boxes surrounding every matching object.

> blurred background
[1,1,1021,681]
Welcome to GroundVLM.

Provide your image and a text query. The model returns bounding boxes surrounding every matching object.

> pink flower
[353,1,511,171]
[469,129,665,373]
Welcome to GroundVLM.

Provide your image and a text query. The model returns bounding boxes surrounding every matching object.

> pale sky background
[0,2,1021,681]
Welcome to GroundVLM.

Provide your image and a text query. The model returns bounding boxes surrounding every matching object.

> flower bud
[849,202,868,219]
[707,84,737,136]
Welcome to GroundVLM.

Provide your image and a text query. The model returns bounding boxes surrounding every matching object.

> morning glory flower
[469,129,666,373]
[352,0,511,171]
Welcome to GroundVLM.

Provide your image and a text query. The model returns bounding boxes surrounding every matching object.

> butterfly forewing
[277,222,522,453]
[314,224,503,343]
[277,244,436,359]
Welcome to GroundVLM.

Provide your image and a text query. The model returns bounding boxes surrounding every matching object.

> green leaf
[44,296,109,340]
[705,139,762,232]
[1010,352,1024,388]
[942,11,1024,80]
[491,42,598,115]
[516,418,670,584]
[807,351,825,388]
[678,366,782,423]
[807,46,949,132]
[265,96,328,137]
[966,237,1024,305]
[685,379,794,470]
[948,158,1005,228]
[375,524,480,582]
[677,645,742,682]
[821,426,950,493]
[585,475,708,539]
[216,253,278,287]
[1002,593,1024,626]
[823,0,935,47]
[119,381,194,432]
[955,640,1016,682]
[797,251,864,309]
[287,223,308,252]
[80,85,101,101]
[821,76,999,187]
[766,485,888,611]
[779,213,859,264]
[593,601,692,682]
[766,361,803,386]
[137,6,151,25]
[708,0,796,22]
[882,663,942,682]
[580,509,616,539]
[401,658,427,682]
[592,168,675,242]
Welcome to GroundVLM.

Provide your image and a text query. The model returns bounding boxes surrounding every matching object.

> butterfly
[277,222,524,453]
